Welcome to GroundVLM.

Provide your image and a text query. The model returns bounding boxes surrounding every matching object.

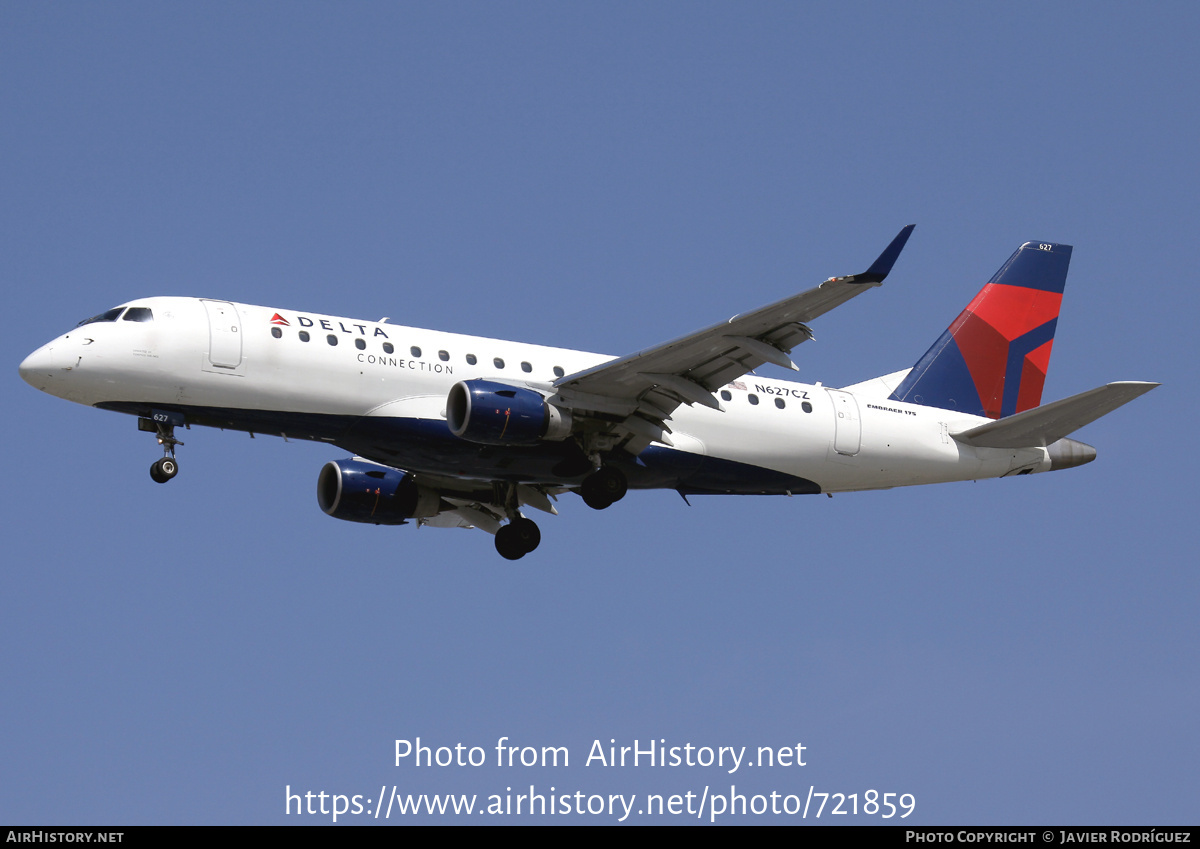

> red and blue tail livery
[889,241,1070,419]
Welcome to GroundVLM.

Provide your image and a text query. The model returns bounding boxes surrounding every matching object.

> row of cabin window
[719,388,814,413]
[270,326,567,377]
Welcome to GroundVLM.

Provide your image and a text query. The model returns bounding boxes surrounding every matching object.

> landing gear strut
[139,413,184,484]
[579,465,628,510]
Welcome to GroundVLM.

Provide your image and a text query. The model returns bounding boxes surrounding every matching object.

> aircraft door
[826,388,861,456]
[201,299,244,372]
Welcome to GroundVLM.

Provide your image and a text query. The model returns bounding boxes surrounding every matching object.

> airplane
[19,226,1158,560]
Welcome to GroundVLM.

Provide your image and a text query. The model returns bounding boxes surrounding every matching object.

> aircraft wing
[550,225,914,452]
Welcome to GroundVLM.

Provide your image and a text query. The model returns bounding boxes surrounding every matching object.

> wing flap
[952,381,1159,448]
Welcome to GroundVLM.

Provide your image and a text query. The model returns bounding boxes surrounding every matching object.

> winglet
[856,224,916,285]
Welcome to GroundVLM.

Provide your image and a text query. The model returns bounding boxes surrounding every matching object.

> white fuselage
[19,296,1052,494]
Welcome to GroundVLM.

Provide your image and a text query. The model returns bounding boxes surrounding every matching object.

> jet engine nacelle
[317,459,441,525]
[446,379,572,445]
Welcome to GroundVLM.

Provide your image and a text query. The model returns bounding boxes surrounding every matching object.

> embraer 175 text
[20,227,1158,559]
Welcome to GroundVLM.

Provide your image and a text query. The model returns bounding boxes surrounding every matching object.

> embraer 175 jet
[19,227,1157,559]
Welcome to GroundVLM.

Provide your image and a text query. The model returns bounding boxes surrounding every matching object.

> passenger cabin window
[720,390,732,401]
[327,335,338,346]
[299,331,311,342]
[410,346,421,357]
[466,354,477,365]
[748,394,759,405]
[122,307,153,322]
[553,366,564,378]
[521,361,532,373]
[801,401,813,413]
[355,338,366,350]
[439,350,449,361]
[271,327,282,339]
[77,307,124,326]
[493,357,505,369]
[383,343,394,354]
[775,398,786,409]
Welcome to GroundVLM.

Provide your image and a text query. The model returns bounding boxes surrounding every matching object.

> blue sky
[3,2,1195,824]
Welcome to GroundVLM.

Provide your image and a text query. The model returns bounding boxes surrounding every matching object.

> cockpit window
[122,307,154,322]
[77,307,125,326]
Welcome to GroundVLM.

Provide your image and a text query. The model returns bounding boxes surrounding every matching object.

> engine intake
[317,459,441,525]
[446,379,572,445]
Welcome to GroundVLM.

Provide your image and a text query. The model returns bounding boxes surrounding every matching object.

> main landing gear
[579,465,628,510]
[139,413,184,484]
[494,516,541,561]
[492,482,543,561]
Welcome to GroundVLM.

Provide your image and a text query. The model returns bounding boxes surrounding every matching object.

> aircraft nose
[19,344,62,391]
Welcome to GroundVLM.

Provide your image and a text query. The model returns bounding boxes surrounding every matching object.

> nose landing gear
[139,412,185,484]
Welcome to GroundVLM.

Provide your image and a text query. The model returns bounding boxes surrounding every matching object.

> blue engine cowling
[446,379,572,445]
[317,459,441,525]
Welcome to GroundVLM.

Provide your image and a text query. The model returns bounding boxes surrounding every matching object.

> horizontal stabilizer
[952,381,1159,448]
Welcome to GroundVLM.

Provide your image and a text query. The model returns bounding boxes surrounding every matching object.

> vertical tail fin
[888,241,1071,419]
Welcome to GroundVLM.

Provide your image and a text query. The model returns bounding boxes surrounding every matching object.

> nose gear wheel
[140,414,184,484]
